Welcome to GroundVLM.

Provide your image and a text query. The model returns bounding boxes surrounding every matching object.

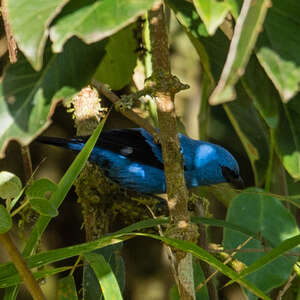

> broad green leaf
[242,56,279,129]
[223,85,270,186]
[227,234,300,288]
[29,198,58,217]
[0,205,12,234]
[57,275,78,300]
[4,119,106,299]
[193,0,229,35]
[84,252,123,300]
[0,171,22,199]
[83,244,125,300]
[50,0,156,52]
[26,178,57,199]
[225,0,242,19]
[223,188,299,296]
[256,1,300,102]
[275,96,300,180]
[7,0,70,70]
[0,37,106,159]
[94,24,138,90]
[209,0,270,105]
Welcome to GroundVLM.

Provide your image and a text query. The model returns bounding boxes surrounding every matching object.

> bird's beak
[230,175,245,189]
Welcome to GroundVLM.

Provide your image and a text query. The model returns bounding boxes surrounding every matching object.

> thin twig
[91,79,158,139]
[0,232,45,300]
[21,145,33,183]
[1,0,18,63]
[208,246,300,256]
[276,271,297,300]
[146,204,179,287]
[196,237,253,291]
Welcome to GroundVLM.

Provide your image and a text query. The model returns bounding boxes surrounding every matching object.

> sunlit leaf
[0,172,22,199]
[7,0,70,70]
[50,0,156,52]
[193,0,229,35]
[256,0,300,102]
[0,38,106,159]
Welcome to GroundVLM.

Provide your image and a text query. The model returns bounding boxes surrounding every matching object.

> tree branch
[148,2,198,299]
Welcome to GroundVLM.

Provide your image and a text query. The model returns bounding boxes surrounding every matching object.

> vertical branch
[148,2,197,299]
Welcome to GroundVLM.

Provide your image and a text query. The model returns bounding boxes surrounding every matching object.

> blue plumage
[37,128,243,193]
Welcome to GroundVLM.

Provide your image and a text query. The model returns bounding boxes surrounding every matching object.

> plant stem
[148,2,198,299]
[0,232,45,300]
[21,145,33,183]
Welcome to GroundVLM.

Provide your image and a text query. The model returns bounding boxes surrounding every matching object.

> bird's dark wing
[95,128,164,170]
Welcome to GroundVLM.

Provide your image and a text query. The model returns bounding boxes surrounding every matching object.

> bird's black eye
[221,166,239,181]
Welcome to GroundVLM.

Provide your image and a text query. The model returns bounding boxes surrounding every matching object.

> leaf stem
[0,232,45,300]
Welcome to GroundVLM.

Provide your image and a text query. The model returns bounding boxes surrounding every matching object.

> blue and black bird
[37,128,243,193]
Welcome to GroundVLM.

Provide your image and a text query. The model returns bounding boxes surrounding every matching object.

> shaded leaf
[242,56,279,129]
[209,0,270,104]
[0,37,106,159]
[57,275,78,300]
[275,96,300,180]
[26,178,57,199]
[192,0,229,35]
[0,205,12,234]
[7,0,70,70]
[0,171,22,199]
[223,188,299,296]
[50,0,156,52]
[29,198,58,217]
[84,252,123,300]
[256,1,300,102]
[94,24,138,90]
[83,243,125,300]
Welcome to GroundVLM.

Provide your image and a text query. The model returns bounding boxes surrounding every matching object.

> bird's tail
[36,136,85,152]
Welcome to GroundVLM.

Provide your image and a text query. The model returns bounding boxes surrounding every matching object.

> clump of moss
[75,162,161,239]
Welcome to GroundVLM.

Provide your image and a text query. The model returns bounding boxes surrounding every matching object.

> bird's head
[192,142,244,189]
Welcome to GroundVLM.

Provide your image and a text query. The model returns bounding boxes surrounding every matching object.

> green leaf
[256,1,300,102]
[0,37,106,159]
[227,234,300,289]
[26,178,57,199]
[0,266,71,288]
[0,171,22,199]
[29,198,58,217]
[209,0,270,104]
[84,252,123,300]
[7,0,70,70]
[0,205,12,234]
[223,188,299,296]
[275,96,300,180]
[57,275,78,300]
[94,24,138,90]
[3,119,106,299]
[83,244,125,300]
[242,56,279,129]
[223,85,270,186]
[50,0,156,52]
[192,0,229,35]
[0,229,270,299]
